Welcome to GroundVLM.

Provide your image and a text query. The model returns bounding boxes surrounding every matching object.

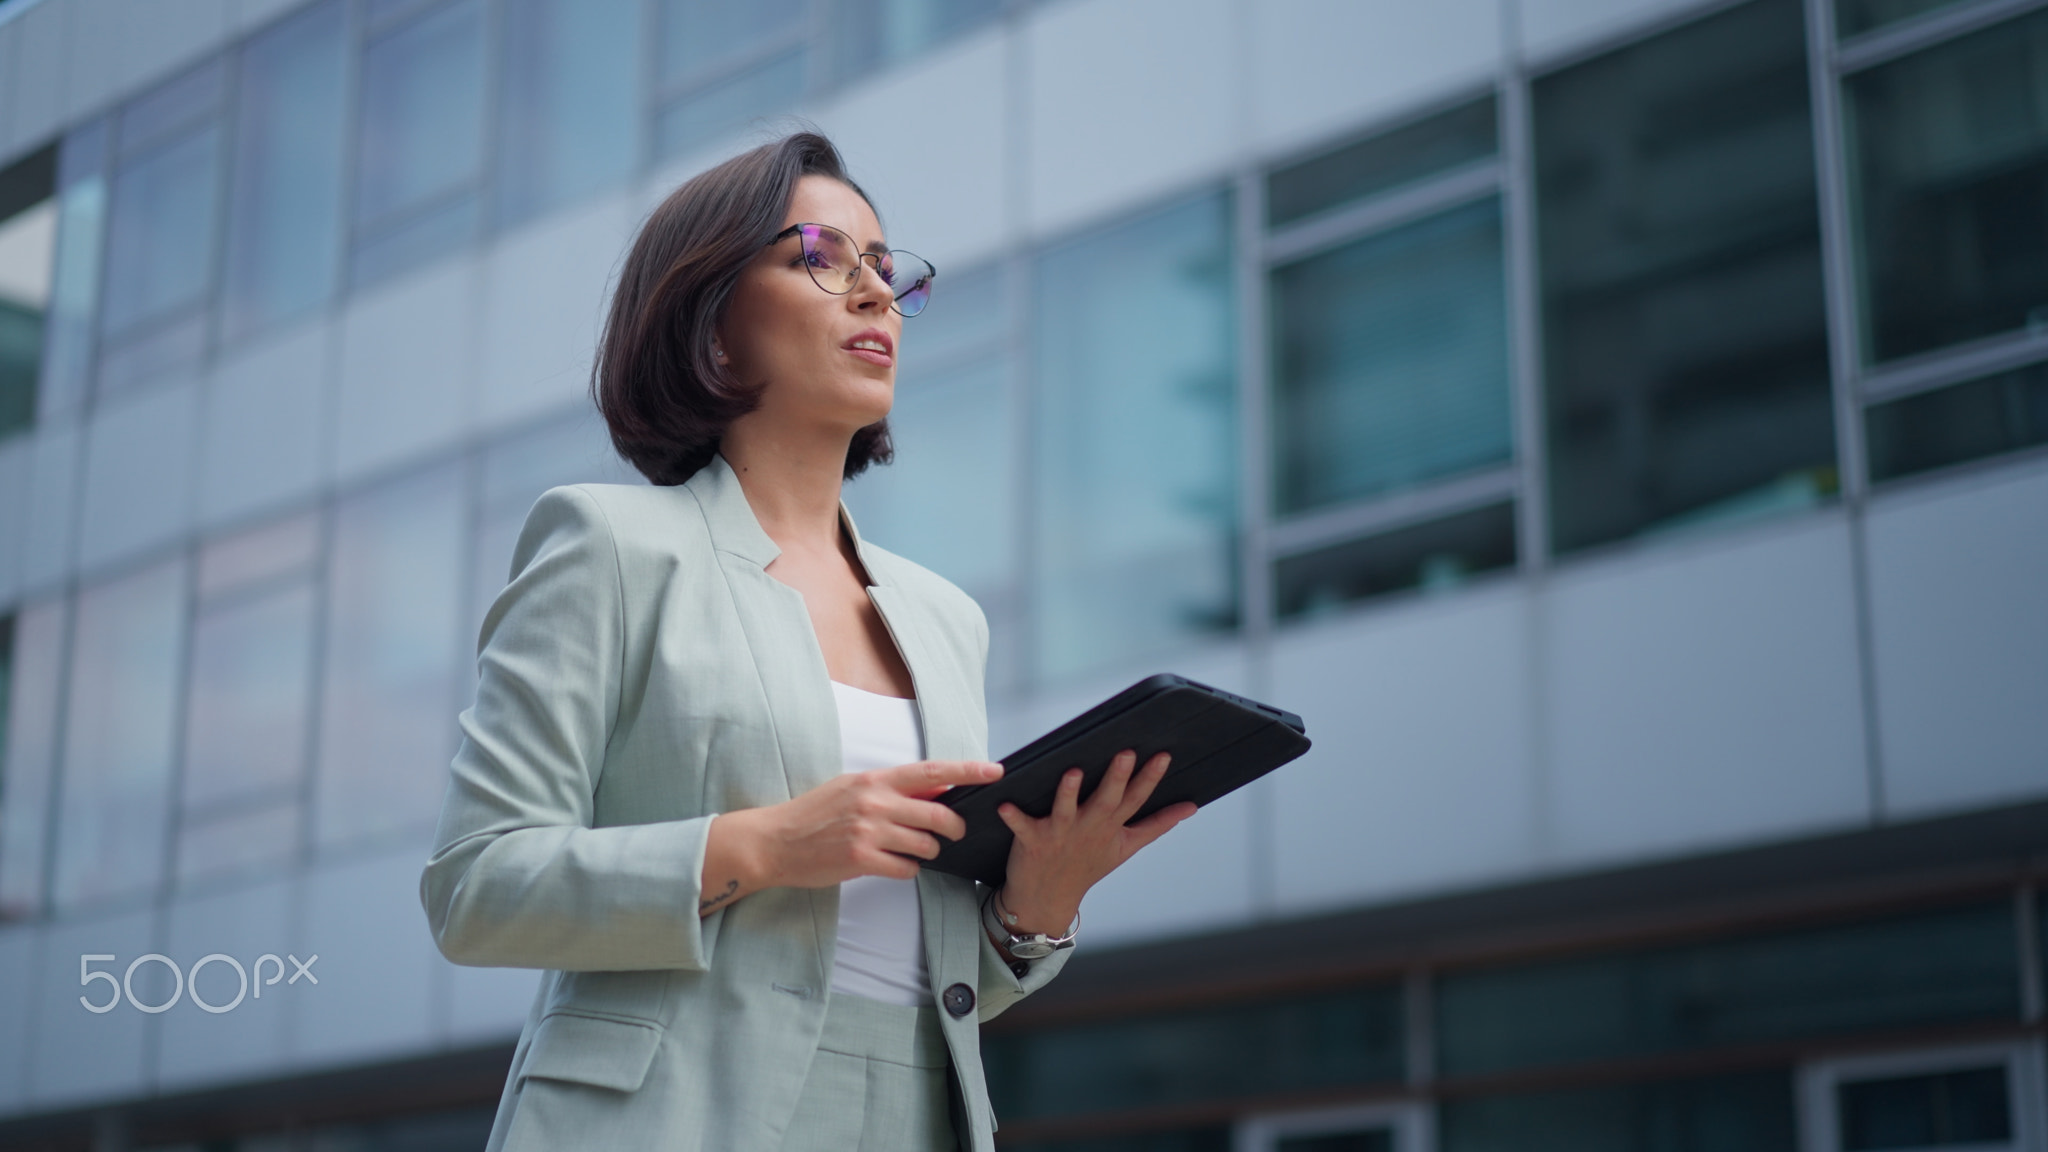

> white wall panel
[1868,464,2048,818]
[1543,514,1872,866]
[77,379,198,573]
[290,844,438,1067]
[156,876,293,1092]
[334,258,477,486]
[6,0,69,156]
[1271,585,1540,914]
[1026,0,1237,240]
[20,421,82,595]
[1251,0,1501,162]
[476,195,631,436]
[815,27,1012,274]
[77,0,230,124]
[199,322,331,532]
[0,922,37,1114]
[29,904,155,1108]
[232,0,314,35]
[1517,0,1723,66]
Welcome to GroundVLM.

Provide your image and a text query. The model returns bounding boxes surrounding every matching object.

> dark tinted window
[1442,1071,1797,1152]
[1840,1066,2011,1150]
[1267,97,1497,227]
[1866,363,2048,482]
[1276,501,1516,621]
[0,146,55,435]
[1836,0,1963,37]
[1535,0,1835,553]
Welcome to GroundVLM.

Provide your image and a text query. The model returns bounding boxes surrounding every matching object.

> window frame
[1796,1039,2048,1152]
[1234,1099,1435,1152]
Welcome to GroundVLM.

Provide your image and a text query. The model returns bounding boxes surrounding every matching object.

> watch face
[1009,939,1057,960]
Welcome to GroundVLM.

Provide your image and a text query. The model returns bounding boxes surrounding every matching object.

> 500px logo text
[79,952,319,1014]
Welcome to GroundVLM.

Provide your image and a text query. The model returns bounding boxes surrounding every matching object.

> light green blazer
[418,450,1068,1152]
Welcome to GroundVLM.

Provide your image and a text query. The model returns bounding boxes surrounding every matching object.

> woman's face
[718,174,901,438]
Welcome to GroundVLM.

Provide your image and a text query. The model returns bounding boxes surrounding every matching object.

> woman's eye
[804,250,832,269]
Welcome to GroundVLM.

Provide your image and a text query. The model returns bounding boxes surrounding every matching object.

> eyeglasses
[768,222,936,317]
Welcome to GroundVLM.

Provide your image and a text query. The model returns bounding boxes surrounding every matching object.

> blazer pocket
[516,1010,665,1093]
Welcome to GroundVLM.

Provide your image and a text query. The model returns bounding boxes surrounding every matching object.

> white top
[828,679,933,1007]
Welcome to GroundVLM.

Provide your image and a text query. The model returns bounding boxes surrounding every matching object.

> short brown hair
[593,132,894,486]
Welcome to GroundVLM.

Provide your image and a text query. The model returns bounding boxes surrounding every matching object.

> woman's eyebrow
[862,239,889,256]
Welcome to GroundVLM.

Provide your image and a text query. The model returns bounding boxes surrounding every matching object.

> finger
[1088,749,1139,814]
[878,824,945,861]
[1051,767,1085,823]
[1124,800,1199,852]
[996,802,1034,838]
[1112,751,1173,822]
[878,759,1003,795]
[897,797,970,843]
[862,848,924,881]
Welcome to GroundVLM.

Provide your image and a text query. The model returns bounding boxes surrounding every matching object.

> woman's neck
[717,422,852,554]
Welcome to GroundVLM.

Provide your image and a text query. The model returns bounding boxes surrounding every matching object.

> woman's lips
[845,346,893,367]
[844,329,894,367]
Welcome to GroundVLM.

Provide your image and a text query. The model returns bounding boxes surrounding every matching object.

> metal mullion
[1234,163,1274,918]
[1500,58,1546,575]
[1270,467,1519,558]
[1861,329,2048,404]
[2017,883,2042,1023]
[1835,0,2048,73]
[1263,160,1501,267]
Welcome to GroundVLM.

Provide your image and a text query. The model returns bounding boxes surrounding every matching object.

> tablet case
[926,674,1312,887]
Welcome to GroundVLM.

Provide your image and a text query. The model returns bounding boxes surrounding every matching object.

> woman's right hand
[695,759,1002,916]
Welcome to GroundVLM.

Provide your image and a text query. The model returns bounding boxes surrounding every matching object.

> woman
[419,132,1196,1152]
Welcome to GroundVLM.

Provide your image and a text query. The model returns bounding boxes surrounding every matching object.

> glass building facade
[0,0,2044,1148]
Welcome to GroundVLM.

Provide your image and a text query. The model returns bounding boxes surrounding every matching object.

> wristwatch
[981,887,1079,960]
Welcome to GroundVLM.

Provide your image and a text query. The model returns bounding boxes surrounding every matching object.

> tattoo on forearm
[699,879,739,914]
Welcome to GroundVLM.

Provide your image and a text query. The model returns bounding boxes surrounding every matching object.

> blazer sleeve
[419,485,718,973]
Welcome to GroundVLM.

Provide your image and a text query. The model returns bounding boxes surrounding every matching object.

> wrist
[992,885,1080,939]
[713,807,780,892]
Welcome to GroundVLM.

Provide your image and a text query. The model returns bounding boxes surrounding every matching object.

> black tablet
[925,674,1312,887]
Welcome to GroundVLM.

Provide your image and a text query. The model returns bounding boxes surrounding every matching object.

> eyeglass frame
[765,222,937,316]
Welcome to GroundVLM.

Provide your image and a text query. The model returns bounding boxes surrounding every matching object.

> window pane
[1839,1066,2011,1150]
[55,558,187,908]
[355,0,486,237]
[659,0,807,85]
[116,60,226,159]
[222,0,348,343]
[1436,900,2019,1078]
[1278,1131,1394,1152]
[1836,0,1962,37]
[1003,1132,1232,1152]
[1268,97,1497,228]
[1866,362,2048,482]
[898,264,1006,372]
[1272,197,1510,514]
[1441,1071,1796,1152]
[1846,9,2048,364]
[1031,193,1237,681]
[1275,501,1517,621]
[182,584,316,812]
[655,50,808,162]
[472,416,640,631]
[39,124,108,423]
[177,801,298,887]
[0,202,53,437]
[497,0,638,228]
[0,599,64,920]
[197,511,321,600]
[829,0,1002,83]
[100,125,223,340]
[983,984,1402,1123]
[316,462,466,850]
[1536,0,1835,553]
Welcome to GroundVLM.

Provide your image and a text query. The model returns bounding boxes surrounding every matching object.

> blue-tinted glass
[473,415,640,630]
[1275,501,1517,620]
[1441,1072,1796,1152]
[497,0,638,228]
[897,265,1006,370]
[100,125,222,339]
[0,599,63,920]
[222,0,348,342]
[1004,1132,1232,1152]
[1031,193,1237,680]
[659,0,807,84]
[178,801,298,886]
[1840,1066,2011,1150]
[1272,197,1510,514]
[1866,363,2048,482]
[984,984,1401,1122]
[1836,0,1961,36]
[182,584,315,813]
[1267,97,1498,228]
[1536,0,1835,553]
[0,206,53,437]
[116,59,225,159]
[355,0,486,234]
[350,191,480,290]
[55,558,188,908]
[316,462,466,850]
[655,50,808,162]
[830,0,1002,83]
[1846,8,2048,364]
[1437,900,2020,1078]
[38,123,107,423]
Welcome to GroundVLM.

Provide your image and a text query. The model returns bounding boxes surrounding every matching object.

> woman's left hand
[991,749,1199,938]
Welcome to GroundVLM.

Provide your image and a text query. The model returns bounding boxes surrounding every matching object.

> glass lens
[797,222,860,292]
[890,249,934,316]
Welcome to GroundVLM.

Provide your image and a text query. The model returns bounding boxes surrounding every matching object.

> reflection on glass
[316,462,465,850]
[896,265,1006,372]
[178,802,299,887]
[1846,8,2048,364]
[1440,1072,1797,1152]
[197,511,321,599]
[655,51,808,162]
[1866,363,2048,481]
[39,124,108,422]
[1272,197,1510,514]
[497,0,638,229]
[183,585,316,812]
[354,0,486,283]
[1536,0,1835,553]
[0,188,55,436]
[222,0,348,343]
[829,0,1002,83]
[659,0,807,84]
[1839,1066,2010,1150]
[1032,193,1236,681]
[55,559,187,908]
[1275,502,1517,621]
[0,600,64,919]
[473,415,639,633]
[100,126,222,341]
[1267,96,1497,228]
[1835,0,1960,37]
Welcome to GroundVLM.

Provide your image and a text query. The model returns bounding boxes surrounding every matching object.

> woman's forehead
[784,175,883,246]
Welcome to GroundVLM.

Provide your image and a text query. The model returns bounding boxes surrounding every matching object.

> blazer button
[942,983,975,1018]
[1009,961,1030,979]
